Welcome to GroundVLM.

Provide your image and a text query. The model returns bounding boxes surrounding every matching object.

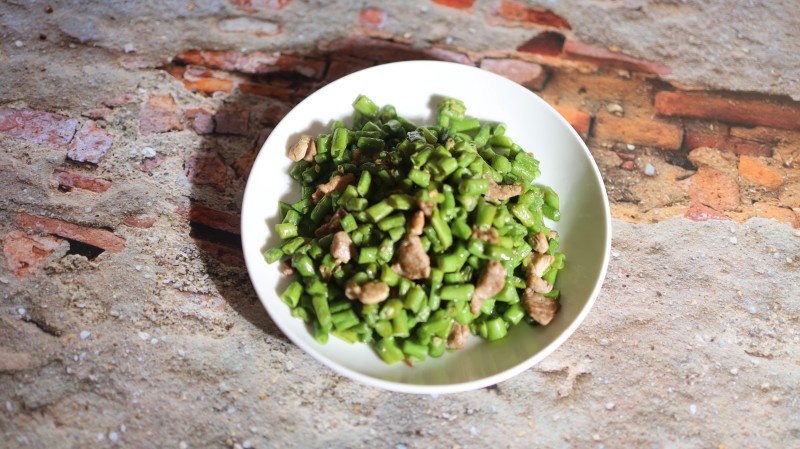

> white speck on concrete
[470,426,479,437]
[5,401,12,412]
[611,250,620,257]
[396,444,408,449]
[124,43,135,53]
[138,332,150,340]
[644,163,655,176]
[18,307,26,316]
[97,432,106,441]
[109,432,119,442]
[150,338,159,345]
[85,207,93,213]
[730,367,739,375]
[15,40,23,47]
[747,306,758,314]
[120,424,126,433]
[689,403,697,415]
[179,442,188,449]
[242,440,253,449]
[227,406,236,414]
[600,339,610,346]
[135,264,143,271]
[626,144,635,150]
[430,393,439,399]
[605,402,615,410]
[177,349,186,357]
[79,330,91,340]
[68,43,76,49]
[142,147,156,158]
[729,237,738,244]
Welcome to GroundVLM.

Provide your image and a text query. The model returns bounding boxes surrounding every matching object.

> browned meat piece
[311,173,356,203]
[287,134,313,161]
[302,138,317,162]
[357,282,390,304]
[484,177,522,203]
[446,323,470,349]
[529,253,554,278]
[392,234,431,280]
[314,208,347,237]
[416,189,439,217]
[526,271,553,294]
[409,210,425,236]
[530,231,549,254]
[279,259,294,277]
[470,260,507,314]
[471,226,500,244]
[345,283,361,300]
[522,289,558,325]
[331,231,356,264]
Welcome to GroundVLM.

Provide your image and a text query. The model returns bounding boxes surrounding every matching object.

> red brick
[67,120,114,164]
[0,108,78,147]
[432,0,475,9]
[3,230,65,278]
[678,166,739,211]
[82,107,113,121]
[422,47,473,65]
[655,91,800,130]
[730,126,800,144]
[593,112,683,150]
[230,0,291,12]
[517,31,565,56]
[359,7,388,29]
[185,108,215,134]
[564,40,671,75]
[261,101,292,125]
[480,58,548,90]
[175,51,325,78]
[139,94,183,136]
[751,202,799,228]
[14,213,125,252]
[738,156,783,190]
[684,201,730,222]
[102,94,135,108]
[215,108,250,135]
[551,104,591,139]
[492,0,571,28]
[319,37,433,64]
[684,129,771,157]
[620,160,635,170]
[325,58,373,83]
[183,77,233,94]
[194,239,245,267]
[140,154,165,173]
[188,204,241,234]
[122,214,156,229]
[53,169,111,193]
[239,83,294,102]
[185,152,230,190]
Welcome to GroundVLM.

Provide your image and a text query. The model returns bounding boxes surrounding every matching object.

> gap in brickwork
[189,222,242,250]
[65,238,105,260]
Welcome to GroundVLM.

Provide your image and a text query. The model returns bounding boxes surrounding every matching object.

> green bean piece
[486,317,508,341]
[310,195,333,224]
[408,168,431,187]
[357,136,386,151]
[275,223,298,240]
[358,247,378,264]
[542,204,561,221]
[393,309,410,338]
[475,202,497,229]
[280,281,303,308]
[380,299,404,321]
[353,95,379,118]
[459,178,489,196]
[374,320,393,338]
[378,213,406,231]
[331,309,359,331]
[404,285,426,314]
[439,284,475,301]
[381,264,400,287]
[292,254,316,277]
[402,339,428,361]
[263,247,284,264]
[428,337,446,358]
[430,207,453,250]
[312,295,331,328]
[503,302,526,325]
[387,226,405,242]
[365,200,394,223]
[376,337,405,364]
[388,193,415,210]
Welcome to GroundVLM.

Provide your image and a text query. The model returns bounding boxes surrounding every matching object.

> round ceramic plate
[241,60,611,394]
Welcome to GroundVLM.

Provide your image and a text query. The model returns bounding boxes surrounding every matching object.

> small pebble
[17,307,26,316]
[747,306,758,314]
[177,349,186,357]
[79,330,91,340]
[626,144,635,151]
[179,442,188,449]
[644,163,655,176]
[15,40,23,47]
[120,424,126,433]
[150,338,159,345]
[600,338,610,346]
[69,43,76,48]
[135,265,143,271]
[689,404,697,415]
[124,43,135,53]
[242,440,253,449]
[137,331,150,340]
[611,250,620,258]
[606,103,624,116]
[109,432,119,442]
[730,368,739,375]
[142,147,156,158]
[396,445,408,449]
[227,407,236,414]
[5,401,13,412]
[85,207,93,213]
[605,402,615,410]
[729,237,738,244]
[470,426,479,437]
[430,393,439,399]
[97,432,106,441]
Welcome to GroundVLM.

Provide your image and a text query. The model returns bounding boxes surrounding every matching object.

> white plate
[241,60,611,394]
